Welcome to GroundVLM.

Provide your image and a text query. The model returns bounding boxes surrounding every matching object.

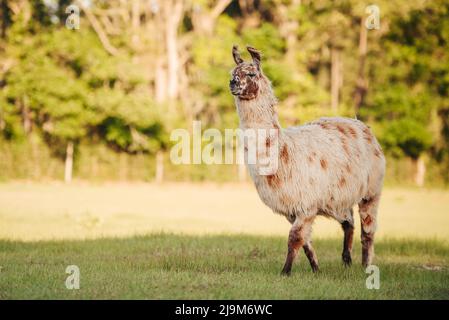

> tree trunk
[153,2,167,104]
[164,0,183,100]
[414,156,426,187]
[131,0,140,48]
[0,113,5,131]
[155,58,167,103]
[278,0,301,67]
[330,46,341,112]
[155,150,164,183]
[76,0,118,56]
[20,98,31,134]
[277,0,301,111]
[354,17,368,116]
[191,0,232,35]
[30,134,40,179]
[8,0,31,25]
[238,0,255,17]
[0,0,11,38]
[64,141,74,183]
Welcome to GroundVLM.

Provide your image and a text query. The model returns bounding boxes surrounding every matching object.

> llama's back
[311,117,384,193]
[264,117,385,218]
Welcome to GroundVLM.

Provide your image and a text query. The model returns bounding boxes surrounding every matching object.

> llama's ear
[232,45,243,65]
[247,46,261,69]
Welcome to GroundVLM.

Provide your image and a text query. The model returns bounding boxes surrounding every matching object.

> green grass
[1,233,448,299]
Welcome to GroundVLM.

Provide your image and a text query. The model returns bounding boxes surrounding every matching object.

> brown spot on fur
[266,174,281,188]
[320,123,331,130]
[374,148,381,158]
[337,125,347,136]
[363,127,373,143]
[240,80,259,100]
[345,163,352,174]
[362,215,373,226]
[339,177,346,187]
[348,126,357,138]
[359,195,379,212]
[320,158,327,170]
[280,144,289,163]
[233,65,260,100]
[265,138,271,148]
[288,228,303,251]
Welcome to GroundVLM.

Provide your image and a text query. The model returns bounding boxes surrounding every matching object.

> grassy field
[0,234,448,299]
[0,182,448,299]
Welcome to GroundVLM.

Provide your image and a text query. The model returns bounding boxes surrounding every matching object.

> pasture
[0,183,448,299]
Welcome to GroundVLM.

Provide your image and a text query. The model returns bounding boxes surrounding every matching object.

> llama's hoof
[362,256,372,268]
[280,269,291,277]
[311,264,320,273]
[362,261,371,268]
[342,252,352,267]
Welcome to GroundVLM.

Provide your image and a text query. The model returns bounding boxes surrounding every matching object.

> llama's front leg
[281,217,314,276]
[341,209,354,267]
[359,195,380,267]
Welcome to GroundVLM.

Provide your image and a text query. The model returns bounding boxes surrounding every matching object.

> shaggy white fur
[230,45,385,273]
[235,75,385,224]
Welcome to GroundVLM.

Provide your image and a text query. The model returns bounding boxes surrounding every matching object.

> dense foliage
[0,0,448,185]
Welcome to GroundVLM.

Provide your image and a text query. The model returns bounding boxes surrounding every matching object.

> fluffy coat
[230,45,385,275]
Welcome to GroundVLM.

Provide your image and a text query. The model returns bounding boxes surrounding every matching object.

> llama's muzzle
[229,79,240,95]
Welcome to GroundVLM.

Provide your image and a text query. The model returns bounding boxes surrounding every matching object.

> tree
[362,0,449,186]
[1,3,166,182]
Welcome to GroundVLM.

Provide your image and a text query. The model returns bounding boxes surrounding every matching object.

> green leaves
[363,0,449,163]
[382,119,432,159]
[1,22,165,154]
[1,0,449,183]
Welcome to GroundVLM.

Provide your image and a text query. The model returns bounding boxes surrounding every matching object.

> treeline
[0,0,448,185]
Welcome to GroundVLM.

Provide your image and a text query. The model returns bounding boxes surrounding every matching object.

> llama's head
[229,45,269,101]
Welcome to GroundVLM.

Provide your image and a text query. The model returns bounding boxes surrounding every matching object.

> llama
[229,45,386,275]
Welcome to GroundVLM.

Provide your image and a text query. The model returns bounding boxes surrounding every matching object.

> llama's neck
[235,89,280,130]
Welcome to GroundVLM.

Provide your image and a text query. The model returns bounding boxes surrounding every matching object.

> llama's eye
[248,73,256,78]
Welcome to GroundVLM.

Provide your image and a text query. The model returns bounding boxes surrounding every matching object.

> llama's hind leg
[303,240,319,272]
[358,195,380,267]
[281,216,315,276]
[341,208,354,267]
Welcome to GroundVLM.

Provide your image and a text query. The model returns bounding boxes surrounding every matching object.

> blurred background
[0,0,448,241]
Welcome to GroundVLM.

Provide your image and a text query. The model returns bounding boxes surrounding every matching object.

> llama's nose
[230,79,237,86]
